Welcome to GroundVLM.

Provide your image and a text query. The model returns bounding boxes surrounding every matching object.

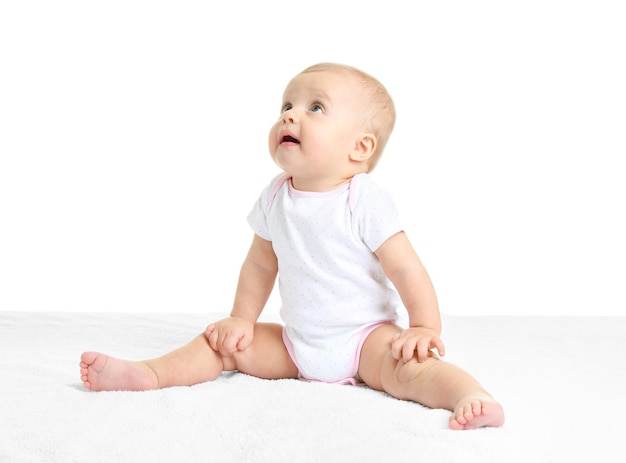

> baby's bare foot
[449,397,505,430]
[79,352,158,391]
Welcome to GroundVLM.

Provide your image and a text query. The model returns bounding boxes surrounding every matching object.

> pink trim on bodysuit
[266,172,361,212]
[267,172,291,205]
[348,174,360,214]
[282,321,394,386]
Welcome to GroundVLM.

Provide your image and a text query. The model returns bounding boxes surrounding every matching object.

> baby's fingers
[402,339,420,362]
[219,332,242,355]
[390,333,405,360]
[415,337,433,362]
[415,337,446,362]
[236,331,253,352]
[206,327,238,355]
[206,328,225,352]
[206,326,219,351]
[393,336,420,363]
[432,337,445,357]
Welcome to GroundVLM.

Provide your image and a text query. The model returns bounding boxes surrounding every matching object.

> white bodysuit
[247,172,404,383]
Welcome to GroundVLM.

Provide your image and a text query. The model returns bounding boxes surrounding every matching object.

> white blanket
[1,312,623,462]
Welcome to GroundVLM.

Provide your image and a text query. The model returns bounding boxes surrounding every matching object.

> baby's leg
[80,323,297,391]
[358,324,504,430]
[80,333,223,391]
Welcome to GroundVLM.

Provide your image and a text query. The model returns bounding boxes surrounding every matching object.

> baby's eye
[309,103,324,114]
[281,103,293,113]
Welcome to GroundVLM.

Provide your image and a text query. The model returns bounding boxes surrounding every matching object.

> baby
[80,62,505,430]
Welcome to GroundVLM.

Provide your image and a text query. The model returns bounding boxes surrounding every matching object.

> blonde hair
[299,63,396,171]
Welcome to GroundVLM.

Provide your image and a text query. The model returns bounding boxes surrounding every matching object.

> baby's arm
[375,231,445,362]
[206,234,278,355]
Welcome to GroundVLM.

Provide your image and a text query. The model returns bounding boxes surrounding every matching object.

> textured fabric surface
[1,312,623,462]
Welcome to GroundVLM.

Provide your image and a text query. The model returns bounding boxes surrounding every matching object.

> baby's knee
[381,353,440,399]
[397,353,440,384]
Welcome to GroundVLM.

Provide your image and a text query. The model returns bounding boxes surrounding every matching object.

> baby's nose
[282,110,296,124]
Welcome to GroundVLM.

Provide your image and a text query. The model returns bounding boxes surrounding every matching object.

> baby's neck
[289,176,354,193]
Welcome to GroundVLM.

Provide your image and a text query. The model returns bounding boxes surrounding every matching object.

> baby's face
[268,70,368,191]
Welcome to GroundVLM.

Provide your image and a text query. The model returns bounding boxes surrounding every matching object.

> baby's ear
[350,133,377,163]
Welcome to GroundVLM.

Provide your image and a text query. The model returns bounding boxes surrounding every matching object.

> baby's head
[298,63,396,171]
[269,63,396,187]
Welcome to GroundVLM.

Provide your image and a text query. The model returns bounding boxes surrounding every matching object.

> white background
[1,1,624,316]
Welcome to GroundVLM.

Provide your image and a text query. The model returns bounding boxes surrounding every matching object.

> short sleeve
[246,194,271,241]
[246,173,286,241]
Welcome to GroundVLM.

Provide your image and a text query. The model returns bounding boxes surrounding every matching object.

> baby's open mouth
[281,135,300,144]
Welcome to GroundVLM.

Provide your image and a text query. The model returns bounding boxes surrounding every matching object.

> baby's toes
[471,400,483,416]
[461,402,476,421]
[453,406,468,424]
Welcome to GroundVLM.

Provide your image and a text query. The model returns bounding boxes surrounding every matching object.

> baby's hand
[391,327,446,363]
[205,316,254,356]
